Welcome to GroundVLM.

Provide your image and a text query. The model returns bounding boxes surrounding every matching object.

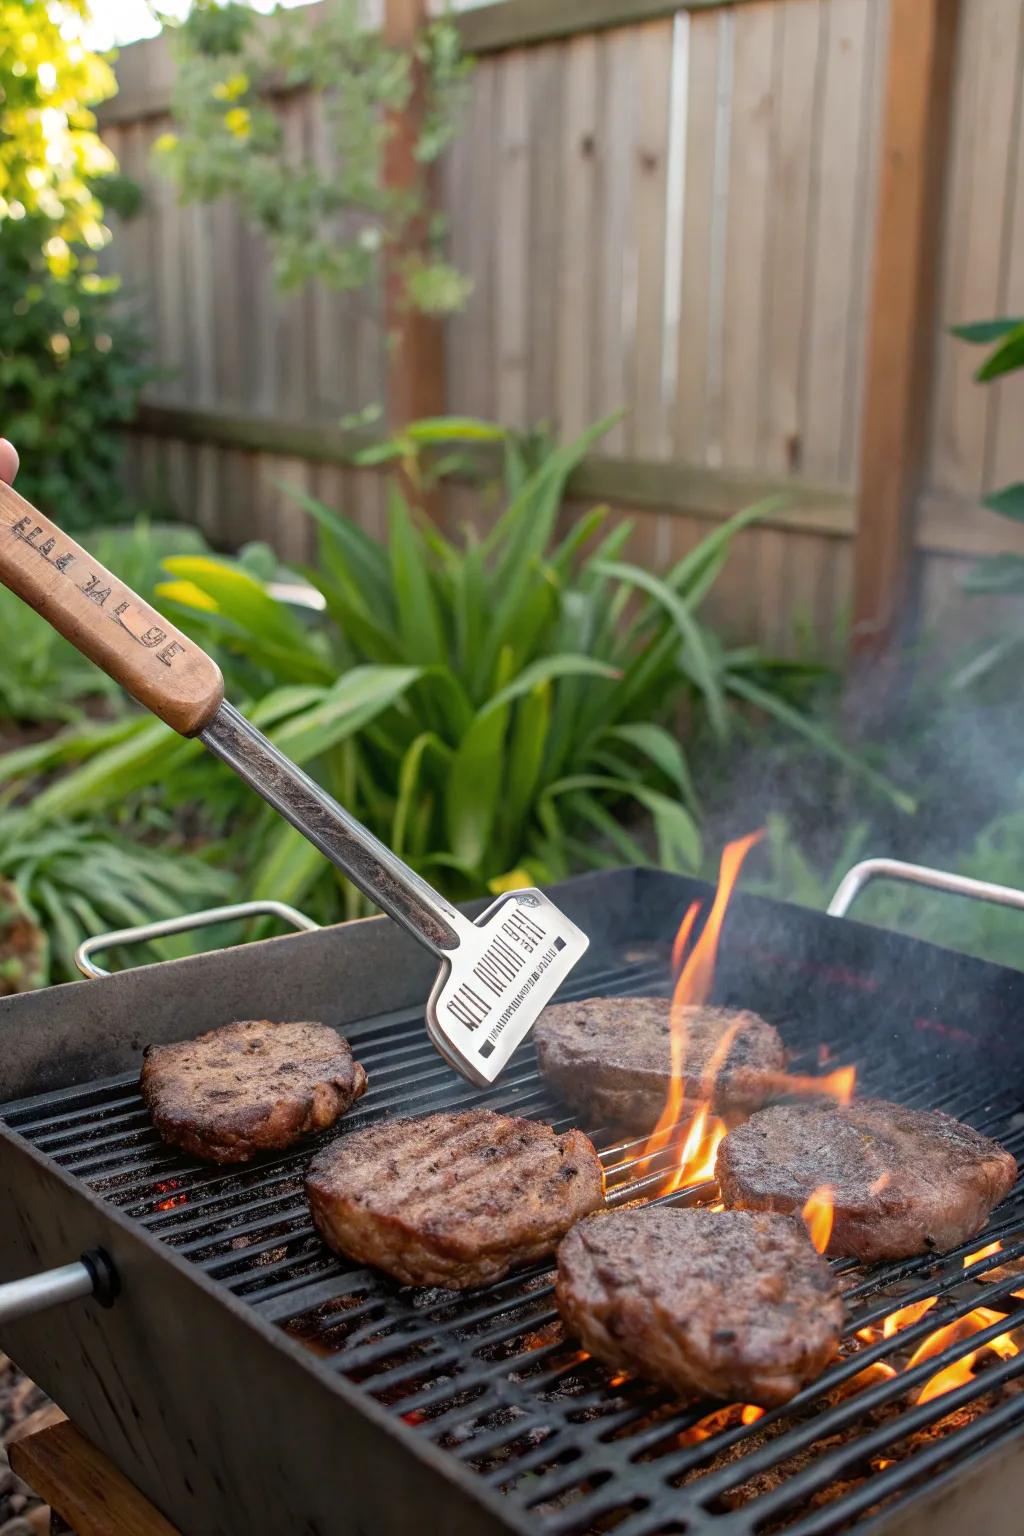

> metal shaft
[201,701,472,957]
[0,1261,94,1325]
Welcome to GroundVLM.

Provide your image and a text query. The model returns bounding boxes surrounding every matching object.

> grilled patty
[306,1109,605,1289]
[716,1098,1018,1262]
[556,1205,842,1407]
[534,996,786,1132]
[141,1019,367,1165]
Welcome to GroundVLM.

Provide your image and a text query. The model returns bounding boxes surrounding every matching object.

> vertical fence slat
[594,27,637,454]
[495,49,530,427]
[987,14,1024,496]
[760,0,821,476]
[721,0,777,470]
[673,11,720,465]
[925,0,1023,510]
[526,43,564,427]
[851,0,960,660]
[801,0,872,486]
[627,19,673,457]
[556,34,600,439]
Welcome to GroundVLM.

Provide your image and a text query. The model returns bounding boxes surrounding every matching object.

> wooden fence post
[848,0,960,669]
[383,0,446,431]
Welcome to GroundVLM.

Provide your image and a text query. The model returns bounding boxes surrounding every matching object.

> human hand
[0,439,18,485]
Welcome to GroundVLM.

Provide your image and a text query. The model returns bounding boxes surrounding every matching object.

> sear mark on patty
[306,1108,604,1290]
[716,1098,1018,1262]
[534,996,786,1133]
[556,1205,842,1408]
[141,1019,367,1165]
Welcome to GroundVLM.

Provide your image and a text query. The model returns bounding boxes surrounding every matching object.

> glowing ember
[869,1171,892,1196]
[964,1240,1003,1268]
[802,1186,835,1254]
[678,1402,762,1445]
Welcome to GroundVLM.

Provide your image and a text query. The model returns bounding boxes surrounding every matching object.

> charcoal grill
[3,862,1024,1536]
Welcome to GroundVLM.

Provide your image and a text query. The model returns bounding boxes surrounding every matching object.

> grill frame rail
[3,867,1024,1536]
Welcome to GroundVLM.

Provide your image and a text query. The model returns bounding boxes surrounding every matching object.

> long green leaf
[982,483,1024,522]
[951,317,1024,344]
[595,559,728,740]
[486,654,619,716]
[387,485,447,665]
[445,703,510,872]
[501,680,552,861]
[271,666,422,763]
[726,673,915,812]
[605,721,699,812]
[976,321,1024,382]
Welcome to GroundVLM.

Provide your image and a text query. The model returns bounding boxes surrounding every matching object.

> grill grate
[5,944,1024,1535]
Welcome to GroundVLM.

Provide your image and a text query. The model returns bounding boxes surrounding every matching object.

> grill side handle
[75,899,320,980]
[0,1250,117,1326]
[828,858,1024,919]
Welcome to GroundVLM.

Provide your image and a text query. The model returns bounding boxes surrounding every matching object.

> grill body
[2,867,1024,1536]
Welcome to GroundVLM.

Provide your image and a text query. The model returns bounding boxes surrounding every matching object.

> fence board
[495,49,530,426]
[721,0,777,469]
[556,33,601,439]
[926,0,1024,505]
[800,0,874,486]
[760,0,821,476]
[628,19,673,456]
[673,10,720,464]
[95,0,1024,660]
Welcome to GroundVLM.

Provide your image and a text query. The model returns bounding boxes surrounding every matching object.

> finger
[0,440,19,485]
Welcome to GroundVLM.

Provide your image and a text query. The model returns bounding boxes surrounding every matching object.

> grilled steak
[534,996,786,1132]
[306,1108,604,1289]
[716,1098,1018,1262]
[556,1205,842,1407]
[141,1019,367,1165]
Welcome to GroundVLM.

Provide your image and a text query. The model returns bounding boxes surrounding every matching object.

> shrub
[1,419,904,928]
[0,3,149,530]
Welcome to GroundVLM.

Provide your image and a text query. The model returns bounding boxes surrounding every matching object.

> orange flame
[802,1186,835,1254]
[640,833,763,1193]
[678,1402,764,1445]
[849,1241,1020,1406]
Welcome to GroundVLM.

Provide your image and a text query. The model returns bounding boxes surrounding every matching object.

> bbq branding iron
[0,482,588,1086]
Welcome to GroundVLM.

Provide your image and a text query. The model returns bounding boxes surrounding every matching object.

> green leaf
[726,674,916,813]
[963,555,1024,594]
[976,321,1024,382]
[387,485,446,665]
[951,317,1024,344]
[392,731,450,858]
[445,703,510,871]
[271,665,422,762]
[982,483,1024,522]
[250,822,325,908]
[605,721,699,812]
[595,559,728,740]
[486,654,619,715]
[404,417,506,443]
[161,555,317,656]
[501,681,552,858]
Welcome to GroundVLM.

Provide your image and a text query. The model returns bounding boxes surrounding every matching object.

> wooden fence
[97,0,1024,658]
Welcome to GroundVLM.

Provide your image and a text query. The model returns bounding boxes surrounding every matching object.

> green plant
[750,805,1024,972]
[948,315,1024,683]
[0,812,235,984]
[0,876,46,994]
[0,521,210,726]
[154,0,471,315]
[0,419,905,926]
[0,3,149,531]
[0,1,117,274]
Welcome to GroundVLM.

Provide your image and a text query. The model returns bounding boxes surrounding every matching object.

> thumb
[0,439,19,486]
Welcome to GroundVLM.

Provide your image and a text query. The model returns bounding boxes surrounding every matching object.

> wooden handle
[0,482,224,736]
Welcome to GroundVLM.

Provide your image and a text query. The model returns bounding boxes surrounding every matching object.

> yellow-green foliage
[0,0,117,273]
